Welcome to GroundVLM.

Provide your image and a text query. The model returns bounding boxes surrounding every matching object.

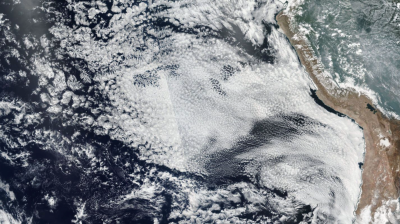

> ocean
[0,0,388,223]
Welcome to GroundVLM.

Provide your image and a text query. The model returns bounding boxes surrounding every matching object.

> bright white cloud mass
[0,0,366,223]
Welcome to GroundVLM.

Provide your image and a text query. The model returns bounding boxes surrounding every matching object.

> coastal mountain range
[0,0,399,223]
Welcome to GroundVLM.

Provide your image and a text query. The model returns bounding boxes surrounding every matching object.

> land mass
[276,11,400,222]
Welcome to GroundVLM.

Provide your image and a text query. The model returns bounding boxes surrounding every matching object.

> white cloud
[43,0,366,222]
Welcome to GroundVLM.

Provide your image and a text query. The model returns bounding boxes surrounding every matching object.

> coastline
[276,11,400,221]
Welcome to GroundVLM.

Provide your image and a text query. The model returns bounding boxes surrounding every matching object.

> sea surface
[0,0,372,223]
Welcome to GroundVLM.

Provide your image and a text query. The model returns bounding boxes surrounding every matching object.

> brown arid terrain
[276,11,400,222]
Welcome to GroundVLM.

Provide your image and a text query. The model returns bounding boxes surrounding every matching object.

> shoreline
[276,11,400,221]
